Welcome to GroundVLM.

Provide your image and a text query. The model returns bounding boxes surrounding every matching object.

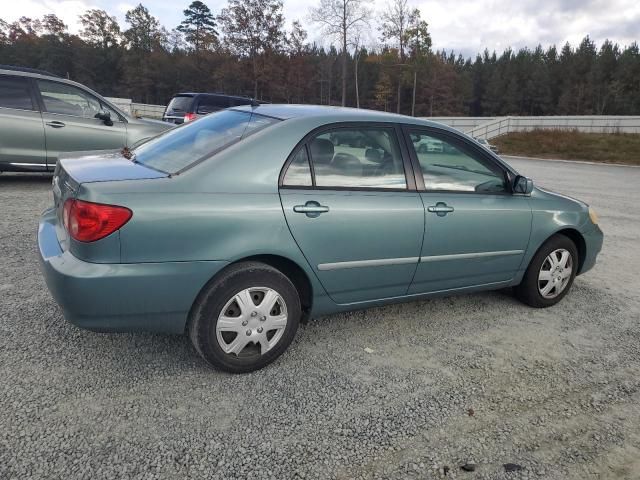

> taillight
[63,199,132,243]
[183,112,196,123]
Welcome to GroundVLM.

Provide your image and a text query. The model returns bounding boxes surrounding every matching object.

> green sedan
[0,65,172,172]
[37,105,603,373]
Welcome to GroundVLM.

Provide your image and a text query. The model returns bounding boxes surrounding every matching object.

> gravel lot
[1,157,639,480]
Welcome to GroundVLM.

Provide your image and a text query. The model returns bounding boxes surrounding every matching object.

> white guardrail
[105,97,640,137]
[428,116,640,139]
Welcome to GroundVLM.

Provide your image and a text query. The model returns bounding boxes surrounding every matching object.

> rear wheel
[189,262,301,373]
[515,234,578,308]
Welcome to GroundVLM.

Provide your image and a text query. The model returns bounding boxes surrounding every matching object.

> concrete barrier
[106,97,165,119]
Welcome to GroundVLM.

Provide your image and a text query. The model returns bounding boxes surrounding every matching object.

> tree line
[0,0,639,117]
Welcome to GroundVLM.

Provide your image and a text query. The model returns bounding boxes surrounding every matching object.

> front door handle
[427,202,454,217]
[46,121,66,128]
[293,201,329,218]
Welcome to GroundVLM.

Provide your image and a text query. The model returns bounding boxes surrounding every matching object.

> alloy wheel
[538,248,573,299]
[216,287,288,357]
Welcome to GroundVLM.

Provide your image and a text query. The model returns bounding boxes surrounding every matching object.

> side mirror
[94,110,113,126]
[512,175,534,195]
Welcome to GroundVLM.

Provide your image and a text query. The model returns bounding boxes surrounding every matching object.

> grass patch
[493,129,640,165]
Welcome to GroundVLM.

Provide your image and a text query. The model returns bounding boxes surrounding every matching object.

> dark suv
[162,93,257,125]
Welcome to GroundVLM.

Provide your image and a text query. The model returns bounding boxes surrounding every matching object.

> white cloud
[1,0,99,32]
[2,0,638,56]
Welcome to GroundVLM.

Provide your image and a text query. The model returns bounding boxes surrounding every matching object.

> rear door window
[196,96,230,115]
[291,126,407,190]
[0,76,35,110]
[133,109,280,174]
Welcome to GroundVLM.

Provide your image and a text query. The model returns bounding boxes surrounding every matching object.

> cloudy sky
[3,0,639,56]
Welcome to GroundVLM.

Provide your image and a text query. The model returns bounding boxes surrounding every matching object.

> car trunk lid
[52,151,168,251]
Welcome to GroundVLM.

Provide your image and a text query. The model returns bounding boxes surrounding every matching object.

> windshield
[133,110,280,174]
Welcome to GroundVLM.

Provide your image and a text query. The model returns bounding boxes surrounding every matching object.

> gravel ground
[1,157,639,480]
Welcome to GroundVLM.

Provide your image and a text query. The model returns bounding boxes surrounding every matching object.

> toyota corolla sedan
[38,105,603,373]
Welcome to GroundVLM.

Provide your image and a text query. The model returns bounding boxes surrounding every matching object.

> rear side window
[196,96,229,115]
[165,95,193,115]
[229,97,253,107]
[0,76,35,110]
[133,109,280,174]
[283,148,312,186]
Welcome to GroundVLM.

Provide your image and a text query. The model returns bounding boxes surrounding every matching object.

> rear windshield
[132,109,280,174]
[165,95,193,115]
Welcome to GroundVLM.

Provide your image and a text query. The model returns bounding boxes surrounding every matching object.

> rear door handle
[46,121,66,128]
[427,202,454,217]
[293,201,329,217]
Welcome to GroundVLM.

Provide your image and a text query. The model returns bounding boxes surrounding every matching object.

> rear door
[279,124,424,304]
[404,128,532,293]
[36,79,127,167]
[0,75,46,170]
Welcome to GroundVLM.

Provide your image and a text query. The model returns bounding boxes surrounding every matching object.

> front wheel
[515,234,578,308]
[188,262,301,373]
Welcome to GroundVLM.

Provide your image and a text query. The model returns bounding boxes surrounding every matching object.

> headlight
[589,207,599,225]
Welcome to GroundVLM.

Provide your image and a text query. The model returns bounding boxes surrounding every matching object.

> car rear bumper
[38,207,228,334]
[579,224,603,275]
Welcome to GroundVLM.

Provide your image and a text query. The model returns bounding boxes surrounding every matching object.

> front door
[405,129,532,294]
[279,125,424,304]
[0,75,46,170]
[36,79,126,167]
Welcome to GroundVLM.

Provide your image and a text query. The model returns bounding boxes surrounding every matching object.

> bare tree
[380,0,412,113]
[405,8,431,116]
[220,0,285,99]
[0,19,8,45]
[309,0,372,106]
[79,9,122,48]
[352,31,365,108]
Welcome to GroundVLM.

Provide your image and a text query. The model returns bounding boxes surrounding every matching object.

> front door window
[408,131,506,194]
[37,80,118,119]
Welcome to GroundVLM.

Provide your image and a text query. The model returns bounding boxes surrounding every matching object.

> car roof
[173,92,254,101]
[230,104,451,129]
[0,64,60,77]
[0,66,60,81]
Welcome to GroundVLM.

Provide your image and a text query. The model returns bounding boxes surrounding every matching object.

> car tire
[515,234,578,308]
[188,261,301,373]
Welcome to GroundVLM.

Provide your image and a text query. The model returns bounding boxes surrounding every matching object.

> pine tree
[177,1,218,54]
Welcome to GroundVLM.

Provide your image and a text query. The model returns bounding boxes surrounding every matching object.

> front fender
[515,187,599,282]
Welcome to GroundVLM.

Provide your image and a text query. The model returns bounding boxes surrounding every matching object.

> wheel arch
[525,227,586,276]
[555,228,587,274]
[186,254,314,333]
[241,254,313,321]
